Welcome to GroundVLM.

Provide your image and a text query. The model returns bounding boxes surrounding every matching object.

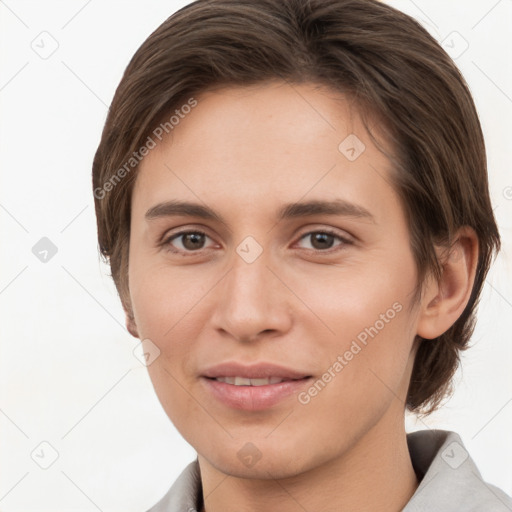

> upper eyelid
[161,224,216,242]
[162,222,353,238]
[297,227,352,240]
[294,224,355,245]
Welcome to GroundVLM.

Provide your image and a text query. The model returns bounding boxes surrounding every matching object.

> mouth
[201,361,311,381]
[206,375,310,386]
[200,363,312,410]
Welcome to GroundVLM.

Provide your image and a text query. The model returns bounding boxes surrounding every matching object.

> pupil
[312,233,334,249]
[183,233,204,250]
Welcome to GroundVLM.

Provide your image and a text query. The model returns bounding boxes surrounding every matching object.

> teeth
[214,376,288,386]
[250,378,271,386]
[235,376,252,386]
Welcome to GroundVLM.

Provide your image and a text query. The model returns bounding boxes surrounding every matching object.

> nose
[210,249,293,343]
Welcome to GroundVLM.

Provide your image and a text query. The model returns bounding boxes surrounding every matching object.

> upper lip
[201,362,311,380]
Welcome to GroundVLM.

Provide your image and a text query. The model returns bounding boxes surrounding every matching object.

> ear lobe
[121,293,140,338]
[125,312,140,338]
[416,227,479,340]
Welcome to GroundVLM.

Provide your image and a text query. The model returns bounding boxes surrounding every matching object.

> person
[92,0,512,510]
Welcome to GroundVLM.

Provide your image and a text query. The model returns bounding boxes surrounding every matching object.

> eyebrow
[145,198,375,224]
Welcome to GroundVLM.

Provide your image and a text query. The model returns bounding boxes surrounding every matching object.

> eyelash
[161,228,353,256]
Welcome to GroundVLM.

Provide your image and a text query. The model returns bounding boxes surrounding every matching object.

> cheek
[291,304,416,459]
[128,256,217,396]
[290,252,416,346]
[128,261,209,433]
[290,252,418,403]
[129,255,212,340]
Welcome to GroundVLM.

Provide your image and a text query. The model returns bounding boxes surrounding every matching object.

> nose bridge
[230,251,269,303]
[211,246,291,340]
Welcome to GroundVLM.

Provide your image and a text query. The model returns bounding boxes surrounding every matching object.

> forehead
[132,81,399,222]
[156,82,367,156]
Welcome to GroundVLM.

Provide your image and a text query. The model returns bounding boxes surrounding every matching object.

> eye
[296,230,351,251]
[163,230,216,253]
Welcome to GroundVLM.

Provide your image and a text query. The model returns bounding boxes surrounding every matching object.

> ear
[126,312,140,338]
[416,227,479,340]
[123,298,140,338]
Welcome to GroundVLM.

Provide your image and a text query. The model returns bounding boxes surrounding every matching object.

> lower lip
[201,377,311,411]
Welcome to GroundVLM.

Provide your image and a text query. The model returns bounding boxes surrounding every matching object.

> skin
[126,82,478,512]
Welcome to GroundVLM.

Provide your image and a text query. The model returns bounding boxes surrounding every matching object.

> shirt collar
[403,429,512,511]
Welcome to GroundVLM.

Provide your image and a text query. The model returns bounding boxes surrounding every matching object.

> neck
[198,414,419,512]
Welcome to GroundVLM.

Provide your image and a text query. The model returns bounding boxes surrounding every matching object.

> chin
[197,435,321,480]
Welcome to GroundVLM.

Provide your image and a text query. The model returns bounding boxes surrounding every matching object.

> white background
[1,1,511,510]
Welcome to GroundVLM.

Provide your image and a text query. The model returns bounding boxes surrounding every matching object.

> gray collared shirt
[147,430,512,511]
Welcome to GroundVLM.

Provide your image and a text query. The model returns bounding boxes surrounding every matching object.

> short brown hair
[92,0,500,415]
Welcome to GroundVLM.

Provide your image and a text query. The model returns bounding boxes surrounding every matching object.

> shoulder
[404,429,512,511]
[145,460,202,512]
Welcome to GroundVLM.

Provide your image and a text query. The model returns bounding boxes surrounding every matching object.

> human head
[92,0,499,419]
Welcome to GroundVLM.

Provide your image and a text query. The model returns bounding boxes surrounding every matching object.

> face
[128,82,422,478]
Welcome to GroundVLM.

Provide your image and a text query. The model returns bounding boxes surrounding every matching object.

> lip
[200,362,312,411]
[201,361,311,380]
